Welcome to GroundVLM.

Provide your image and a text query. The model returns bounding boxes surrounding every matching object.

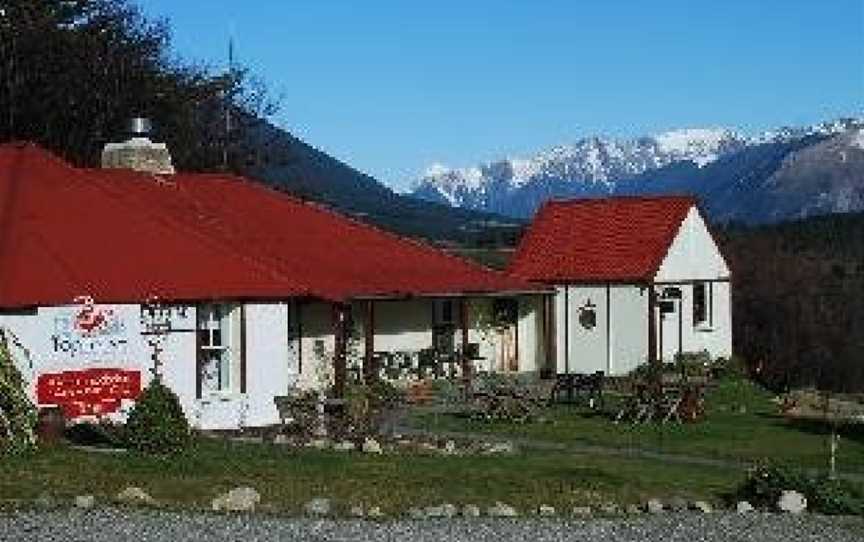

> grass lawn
[0,439,740,514]
[410,379,864,475]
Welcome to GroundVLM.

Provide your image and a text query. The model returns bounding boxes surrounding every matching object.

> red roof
[508,196,697,283]
[0,143,539,309]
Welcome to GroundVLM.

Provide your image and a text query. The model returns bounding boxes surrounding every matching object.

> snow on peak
[423,163,451,177]
[653,128,740,167]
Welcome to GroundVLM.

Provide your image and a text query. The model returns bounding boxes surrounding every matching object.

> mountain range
[411,118,864,224]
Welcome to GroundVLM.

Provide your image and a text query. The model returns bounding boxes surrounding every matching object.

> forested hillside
[717,213,864,393]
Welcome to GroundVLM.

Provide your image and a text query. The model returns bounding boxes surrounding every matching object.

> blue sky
[138,0,864,191]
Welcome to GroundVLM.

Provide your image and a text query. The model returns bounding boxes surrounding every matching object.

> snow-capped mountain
[411,118,864,222]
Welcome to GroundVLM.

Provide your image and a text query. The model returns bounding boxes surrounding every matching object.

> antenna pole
[223,33,234,170]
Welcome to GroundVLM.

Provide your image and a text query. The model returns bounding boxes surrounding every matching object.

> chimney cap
[128,117,153,136]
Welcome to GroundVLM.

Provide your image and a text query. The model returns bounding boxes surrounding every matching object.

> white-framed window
[692,282,713,328]
[198,303,236,393]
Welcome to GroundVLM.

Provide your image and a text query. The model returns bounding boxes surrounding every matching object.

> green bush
[344,380,404,437]
[711,355,749,380]
[65,420,126,448]
[0,336,37,455]
[737,461,864,515]
[125,379,190,454]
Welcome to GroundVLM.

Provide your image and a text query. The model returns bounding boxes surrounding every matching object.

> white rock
[571,506,592,517]
[484,442,516,455]
[693,500,713,513]
[537,504,556,516]
[442,440,457,455]
[778,490,807,514]
[211,487,260,512]
[736,501,755,513]
[462,504,481,517]
[34,494,58,510]
[74,495,95,509]
[304,497,331,517]
[349,505,365,518]
[487,501,518,517]
[333,440,356,452]
[362,438,382,454]
[367,506,384,518]
[599,503,620,515]
[116,487,155,506]
[646,499,664,514]
[625,504,642,515]
[407,507,426,519]
[425,503,457,518]
[307,438,331,450]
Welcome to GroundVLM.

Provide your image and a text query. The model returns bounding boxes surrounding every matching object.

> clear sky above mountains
[139,0,863,191]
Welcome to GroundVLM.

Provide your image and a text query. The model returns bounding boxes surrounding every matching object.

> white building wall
[660,280,732,361]
[653,206,732,362]
[517,296,545,373]
[553,285,606,374]
[0,303,196,423]
[655,207,730,282]
[242,302,294,428]
[609,285,649,375]
[354,299,433,355]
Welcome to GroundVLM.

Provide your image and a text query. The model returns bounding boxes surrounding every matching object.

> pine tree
[0,329,37,455]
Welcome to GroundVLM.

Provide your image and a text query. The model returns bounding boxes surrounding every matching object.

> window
[433,299,455,326]
[198,304,235,393]
[692,282,712,327]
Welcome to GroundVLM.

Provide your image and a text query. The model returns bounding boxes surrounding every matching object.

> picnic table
[551,372,605,409]
[614,382,705,424]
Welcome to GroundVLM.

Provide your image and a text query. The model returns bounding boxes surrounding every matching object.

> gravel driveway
[1,508,861,542]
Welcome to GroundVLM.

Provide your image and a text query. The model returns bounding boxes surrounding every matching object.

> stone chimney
[101,118,175,174]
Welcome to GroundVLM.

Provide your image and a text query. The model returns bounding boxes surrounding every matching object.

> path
[2,508,862,542]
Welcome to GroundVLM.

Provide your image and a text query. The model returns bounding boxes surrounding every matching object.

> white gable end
[654,206,730,282]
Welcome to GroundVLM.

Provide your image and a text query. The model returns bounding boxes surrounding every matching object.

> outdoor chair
[659,385,684,424]
[613,383,653,424]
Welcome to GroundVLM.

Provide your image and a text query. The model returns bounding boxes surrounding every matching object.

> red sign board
[36,368,142,419]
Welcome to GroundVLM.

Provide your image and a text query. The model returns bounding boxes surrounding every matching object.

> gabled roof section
[0,143,314,308]
[0,143,540,309]
[508,195,697,283]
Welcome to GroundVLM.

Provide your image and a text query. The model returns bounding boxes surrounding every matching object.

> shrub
[65,420,126,448]
[344,380,404,437]
[711,355,749,380]
[737,461,864,515]
[125,379,190,454]
[0,335,37,455]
